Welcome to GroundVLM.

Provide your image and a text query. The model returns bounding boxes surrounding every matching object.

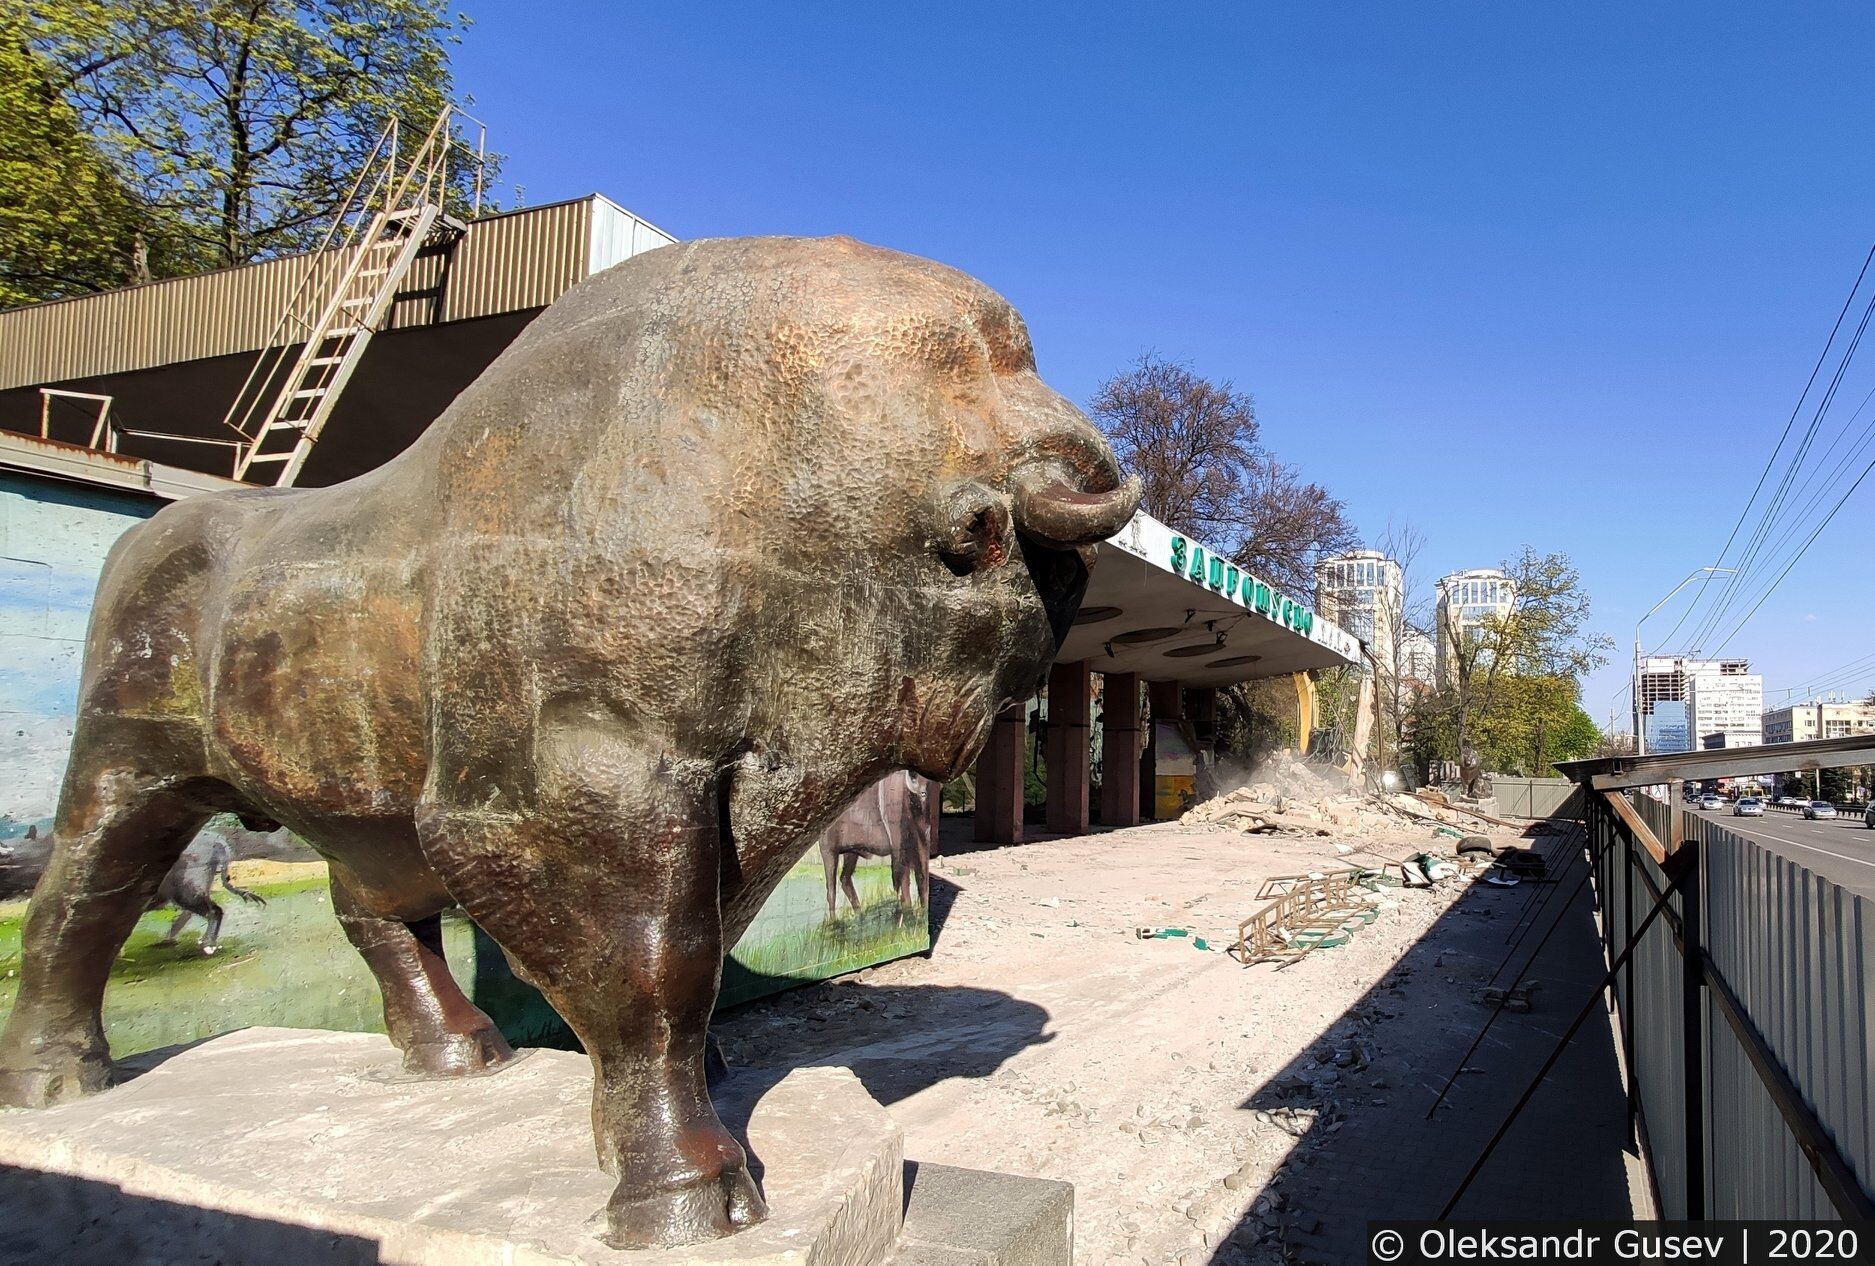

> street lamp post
[1633,567,1736,756]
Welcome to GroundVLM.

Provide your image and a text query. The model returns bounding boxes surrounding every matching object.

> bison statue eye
[935,493,1012,577]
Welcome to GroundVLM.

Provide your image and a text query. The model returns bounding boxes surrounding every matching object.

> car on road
[1699,793,1723,810]
[1776,795,1807,808]
[1803,801,1838,820]
[1865,804,1875,830]
[1733,797,1764,817]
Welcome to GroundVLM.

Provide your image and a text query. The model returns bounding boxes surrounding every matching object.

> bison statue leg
[415,736,765,1250]
[327,870,513,1076]
[0,769,217,1107]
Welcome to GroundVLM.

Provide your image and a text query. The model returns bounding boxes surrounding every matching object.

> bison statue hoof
[603,1165,768,1249]
[0,1049,112,1108]
[399,1026,516,1078]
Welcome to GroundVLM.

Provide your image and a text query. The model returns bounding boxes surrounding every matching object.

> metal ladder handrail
[228,106,488,485]
[219,118,404,446]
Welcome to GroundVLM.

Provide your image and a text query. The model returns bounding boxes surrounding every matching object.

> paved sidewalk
[1235,834,1643,1264]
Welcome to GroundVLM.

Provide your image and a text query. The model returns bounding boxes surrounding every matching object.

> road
[1688,802,1875,896]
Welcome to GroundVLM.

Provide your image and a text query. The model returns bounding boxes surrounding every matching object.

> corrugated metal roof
[0,195,677,392]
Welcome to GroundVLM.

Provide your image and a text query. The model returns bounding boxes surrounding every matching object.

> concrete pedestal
[0,1028,1074,1265]
[0,1028,901,1265]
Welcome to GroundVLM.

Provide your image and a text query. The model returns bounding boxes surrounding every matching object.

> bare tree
[1090,353,1356,595]
[1371,520,1430,776]
[1090,353,1259,542]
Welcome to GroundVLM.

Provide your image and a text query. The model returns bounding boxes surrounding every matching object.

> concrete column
[1044,660,1091,835]
[974,702,1026,844]
[1100,672,1141,828]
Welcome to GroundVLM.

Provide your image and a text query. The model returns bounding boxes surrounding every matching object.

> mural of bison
[820,770,933,918]
[0,235,1137,1248]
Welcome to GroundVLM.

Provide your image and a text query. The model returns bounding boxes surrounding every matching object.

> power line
[1708,453,1875,655]
[1686,276,1875,652]
[1653,242,1875,654]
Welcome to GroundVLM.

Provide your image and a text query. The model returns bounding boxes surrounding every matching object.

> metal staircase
[225,109,484,486]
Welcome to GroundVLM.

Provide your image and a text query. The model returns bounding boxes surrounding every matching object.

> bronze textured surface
[0,235,1136,1248]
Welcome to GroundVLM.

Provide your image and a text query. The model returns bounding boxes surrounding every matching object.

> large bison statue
[0,235,1138,1248]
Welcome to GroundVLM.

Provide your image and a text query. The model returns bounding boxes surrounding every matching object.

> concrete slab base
[897,1162,1073,1265]
[0,1027,903,1265]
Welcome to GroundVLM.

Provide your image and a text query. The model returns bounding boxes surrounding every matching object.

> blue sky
[453,3,1875,729]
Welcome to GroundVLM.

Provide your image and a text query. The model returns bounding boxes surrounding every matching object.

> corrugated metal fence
[1488,776,1579,820]
[1590,790,1875,1219]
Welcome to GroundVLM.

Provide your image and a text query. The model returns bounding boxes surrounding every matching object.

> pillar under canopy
[1100,672,1141,828]
[974,702,1026,844]
[1044,660,1091,835]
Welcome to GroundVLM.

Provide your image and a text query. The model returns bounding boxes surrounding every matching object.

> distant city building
[1685,666,1763,749]
[1435,568,1515,688]
[1316,550,1403,674]
[1762,697,1875,744]
[1644,699,1690,755]
[1635,656,1753,754]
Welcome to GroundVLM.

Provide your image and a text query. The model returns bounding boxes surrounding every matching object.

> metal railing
[1584,784,1875,1218]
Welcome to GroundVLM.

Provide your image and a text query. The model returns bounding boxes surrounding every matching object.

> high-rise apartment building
[1685,668,1763,749]
[1316,550,1404,674]
[1635,656,1754,754]
[1435,568,1516,687]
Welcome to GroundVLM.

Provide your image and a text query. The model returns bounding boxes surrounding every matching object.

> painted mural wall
[0,471,932,1057]
[0,472,159,852]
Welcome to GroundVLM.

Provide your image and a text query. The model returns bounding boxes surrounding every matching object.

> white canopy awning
[1060,513,1363,687]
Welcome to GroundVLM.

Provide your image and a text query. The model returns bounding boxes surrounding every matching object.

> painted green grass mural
[0,844,929,1056]
[720,849,929,1008]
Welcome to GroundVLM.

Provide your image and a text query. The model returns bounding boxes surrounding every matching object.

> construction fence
[1488,776,1579,821]
[1588,789,1875,1219]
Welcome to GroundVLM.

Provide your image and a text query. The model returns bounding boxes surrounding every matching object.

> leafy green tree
[1439,549,1611,782]
[20,0,486,273]
[1471,674,1600,775]
[0,28,202,304]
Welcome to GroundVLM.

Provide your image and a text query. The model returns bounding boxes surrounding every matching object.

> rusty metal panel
[0,197,676,392]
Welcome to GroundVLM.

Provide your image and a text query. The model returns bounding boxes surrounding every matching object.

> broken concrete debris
[1182,750,1520,841]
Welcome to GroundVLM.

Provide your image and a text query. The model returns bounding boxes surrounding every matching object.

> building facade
[1435,568,1515,687]
[1762,698,1875,744]
[1685,666,1763,749]
[1635,656,1754,754]
[1316,550,1403,673]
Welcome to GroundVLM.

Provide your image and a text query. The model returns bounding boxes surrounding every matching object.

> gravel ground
[714,812,1577,1265]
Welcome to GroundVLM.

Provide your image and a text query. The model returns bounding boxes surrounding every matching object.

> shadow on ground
[713,981,1052,1108]
[1210,822,1637,1264]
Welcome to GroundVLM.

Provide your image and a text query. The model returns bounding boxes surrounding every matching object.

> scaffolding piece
[1233,868,1381,968]
[226,109,487,486]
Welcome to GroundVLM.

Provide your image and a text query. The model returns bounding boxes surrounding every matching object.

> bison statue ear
[931,482,1013,577]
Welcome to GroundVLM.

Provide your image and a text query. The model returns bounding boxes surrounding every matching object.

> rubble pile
[1182,750,1519,841]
